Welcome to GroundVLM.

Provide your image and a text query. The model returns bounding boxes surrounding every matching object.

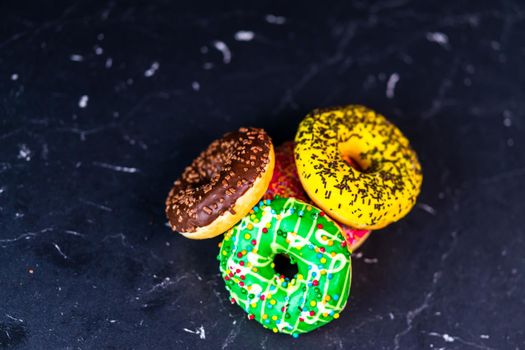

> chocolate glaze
[165,127,272,233]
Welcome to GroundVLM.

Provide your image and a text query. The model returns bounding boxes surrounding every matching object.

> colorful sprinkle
[218,198,352,336]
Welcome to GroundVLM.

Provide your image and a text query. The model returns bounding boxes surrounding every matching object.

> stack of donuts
[166,105,422,337]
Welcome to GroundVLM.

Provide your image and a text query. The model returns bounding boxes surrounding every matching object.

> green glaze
[218,197,352,336]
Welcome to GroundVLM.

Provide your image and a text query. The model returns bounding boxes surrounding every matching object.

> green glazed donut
[217,197,352,336]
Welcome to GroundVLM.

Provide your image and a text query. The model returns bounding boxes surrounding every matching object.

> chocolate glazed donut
[165,127,275,239]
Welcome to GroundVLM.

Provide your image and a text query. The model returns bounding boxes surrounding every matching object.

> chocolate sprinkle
[295,105,422,228]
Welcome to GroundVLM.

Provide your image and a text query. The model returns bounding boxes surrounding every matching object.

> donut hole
[341,154,365,172]
[273,254,298,280]
[339,141,370,172]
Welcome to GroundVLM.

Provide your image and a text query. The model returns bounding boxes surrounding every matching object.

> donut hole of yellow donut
[273,253,299,280]
[338,139,371,173]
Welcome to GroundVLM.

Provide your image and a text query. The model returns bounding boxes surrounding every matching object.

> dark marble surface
[1,1,524,349]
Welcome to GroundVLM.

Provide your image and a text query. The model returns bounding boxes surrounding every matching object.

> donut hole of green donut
[273,254,299,281]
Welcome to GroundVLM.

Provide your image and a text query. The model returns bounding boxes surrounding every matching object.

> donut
[295,105,422,230]
[218,197,351,336]
[264,142,309,202]
[264,141,370,251]
[165,127,275,239]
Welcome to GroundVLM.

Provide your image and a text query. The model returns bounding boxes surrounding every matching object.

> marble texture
[1,1,524,349]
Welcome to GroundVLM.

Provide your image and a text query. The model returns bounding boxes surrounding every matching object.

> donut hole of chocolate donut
[273,254,298,280]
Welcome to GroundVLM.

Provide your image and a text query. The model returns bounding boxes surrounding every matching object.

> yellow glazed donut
[294,105,422,230]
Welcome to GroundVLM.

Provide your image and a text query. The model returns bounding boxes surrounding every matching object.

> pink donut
[264,141,371,252]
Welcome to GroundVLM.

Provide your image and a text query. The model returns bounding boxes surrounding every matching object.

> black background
[1,1,524,349]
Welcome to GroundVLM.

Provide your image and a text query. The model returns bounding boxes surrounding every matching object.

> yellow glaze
[294,105,422,230]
